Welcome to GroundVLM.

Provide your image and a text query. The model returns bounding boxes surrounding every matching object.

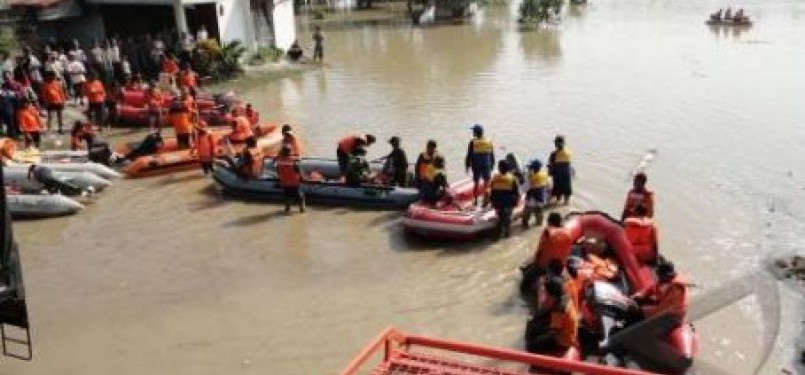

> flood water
[7,0,805,374]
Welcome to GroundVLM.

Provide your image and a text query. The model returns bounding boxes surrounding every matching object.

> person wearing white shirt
[66,55,86,105]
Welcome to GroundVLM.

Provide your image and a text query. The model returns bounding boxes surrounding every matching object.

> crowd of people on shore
[0,29,211,145]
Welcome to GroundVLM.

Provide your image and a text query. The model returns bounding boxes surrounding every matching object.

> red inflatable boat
[121,89,218,110]
[116,105,231,126]
[402,178,525,240]
[563,212,698,373]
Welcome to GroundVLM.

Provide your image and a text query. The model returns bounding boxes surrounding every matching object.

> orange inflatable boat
[120,124,289,178]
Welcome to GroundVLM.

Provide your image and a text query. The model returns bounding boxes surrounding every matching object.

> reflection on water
[6,0,804,374]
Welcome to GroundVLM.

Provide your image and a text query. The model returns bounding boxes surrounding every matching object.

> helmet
[529,159,542,170]
[470,124,484,133]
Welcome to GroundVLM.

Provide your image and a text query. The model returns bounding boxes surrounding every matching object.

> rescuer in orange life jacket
[623,204,659,265]
[631,259,689,325]
[533,212,574,271]
[275,144,305,213]
[622,172,654,221]
[525,276,579,356]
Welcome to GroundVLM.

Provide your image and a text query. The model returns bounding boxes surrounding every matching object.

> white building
[6,0,296,51]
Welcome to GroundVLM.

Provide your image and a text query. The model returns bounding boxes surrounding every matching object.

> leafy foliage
[518,0,564,25]
[191,39,246,81]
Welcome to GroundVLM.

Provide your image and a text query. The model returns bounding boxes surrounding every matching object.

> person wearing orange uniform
[191,122,217,175]
[622,172,654,221]
[162,54,180,75]
[0,137,17,162]
[236,137,263,179]
[533,212,574,271]
[631,260,689,325]
[280,124,302,159]
[168,99,194,150]
[17,101,43,149]
[229,109,254,144]
[69,120,95,151]
[276,145,306,213]
[41,72,66,133]
[145,86,165,133]
[83,73,106,131]
[525,277,579,356]
[245,103,259,126]
[178,65,198,91]
[336,133,376,176]
[623,204,659,265]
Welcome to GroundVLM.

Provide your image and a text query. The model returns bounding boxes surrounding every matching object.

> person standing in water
[522,159,550,228]
[312,25,324,63]
[465,124,495,205]
[276,145,306,213]
[191,122,217,175]
[547,135,572,205]
[488,160,520,238]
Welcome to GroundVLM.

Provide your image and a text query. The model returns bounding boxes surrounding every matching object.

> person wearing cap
[533,212,574,271]
[414,140,440,188]
[525,276,579,356]
[191,121,217,175]
[379,136,409,186]
[344,146,371,187]
[622,172,654,221]
[465,124,495,205]
[276,145,306,213]
[336,133,375,176]
[280,124,302,159]
[488,160,520,238]
[631,259,689,324]
[547,135,572,205]
[522,159,550,228]
[623,204,659,265]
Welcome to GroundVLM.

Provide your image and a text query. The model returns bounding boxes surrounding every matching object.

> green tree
[518,0,564,25]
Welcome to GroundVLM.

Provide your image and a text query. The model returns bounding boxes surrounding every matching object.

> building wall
[271,0,294,50]
[217,0,253,48]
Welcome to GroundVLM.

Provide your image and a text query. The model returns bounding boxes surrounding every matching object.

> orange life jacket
[17,107,41,133]
[417,151,436,179]
[169,111,194,135]
[641,274,689,322]
[194,132,216,161]
[42,80,66,105]
[276,157,302,187]
[230,116,253,142]
[535,227,574,269]
[245,109,259,125]
[84,80,106,104]
[338,135,364,153]
[0,138,17,160]
[624,217,658,264]
[623,188,654,218]
[549,300,579,348]
[180,71,197,88]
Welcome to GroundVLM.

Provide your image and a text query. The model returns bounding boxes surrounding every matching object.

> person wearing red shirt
[41,72,66,133]
[83,73,106,131]
[190,122,217,175]
[17,101,43,149]
[276,145,306,213]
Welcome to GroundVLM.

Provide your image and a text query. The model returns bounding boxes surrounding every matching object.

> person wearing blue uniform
[465,124,495,205]
[522,159,550,228]
[548,135,572,205]
[489,160,520,238]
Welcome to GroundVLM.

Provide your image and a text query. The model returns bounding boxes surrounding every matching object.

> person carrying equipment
[336,133,375,176]
[522,159,550,228]
[548,135,572,205]
[488,160,520,238]
[27,164,82,195]
[623,203,660,265]
[276,145,306,213]
[622,172,654,220]
[465,124,494,205]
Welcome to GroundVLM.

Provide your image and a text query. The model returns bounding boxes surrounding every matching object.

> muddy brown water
[6,0,805,374]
